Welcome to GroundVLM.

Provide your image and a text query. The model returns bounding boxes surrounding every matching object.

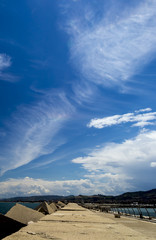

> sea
[0,202,40,215]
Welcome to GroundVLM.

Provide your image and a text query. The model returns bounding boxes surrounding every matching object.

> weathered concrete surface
[0,213,25,239]
[57,201,66,208]
[49,202,57,212]
[35,201,55,215]
[5,203,44,225]
[3,203,156,240]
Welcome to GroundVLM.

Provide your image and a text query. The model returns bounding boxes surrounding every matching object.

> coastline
[0,202,40,215]
[2,203,156,240]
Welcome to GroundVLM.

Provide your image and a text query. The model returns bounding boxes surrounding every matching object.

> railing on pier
[110,206,156,220]
[80,203,156,221]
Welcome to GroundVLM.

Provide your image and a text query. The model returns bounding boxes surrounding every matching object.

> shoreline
[2,203,156,240]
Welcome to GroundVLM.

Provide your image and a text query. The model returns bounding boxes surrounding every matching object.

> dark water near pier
[0,202,40,214]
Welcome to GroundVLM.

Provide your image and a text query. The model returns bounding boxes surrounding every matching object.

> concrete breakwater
[0,201,65,239]
[2,203,156,240]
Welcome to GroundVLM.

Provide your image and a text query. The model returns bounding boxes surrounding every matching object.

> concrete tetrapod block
[57,201,66,208]
[0,213,26,239]
[5,203,44,225]
[49,202,57,212]
[35,201,55,215]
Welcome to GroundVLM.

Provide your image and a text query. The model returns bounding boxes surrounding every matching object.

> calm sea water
[0,202,40,215]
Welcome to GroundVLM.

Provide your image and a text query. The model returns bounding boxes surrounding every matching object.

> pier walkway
[3,203,156,240]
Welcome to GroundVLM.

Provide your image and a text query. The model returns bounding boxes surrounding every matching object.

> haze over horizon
[0,0,156,198]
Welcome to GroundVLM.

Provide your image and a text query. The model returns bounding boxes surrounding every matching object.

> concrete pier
[3,203,156,240]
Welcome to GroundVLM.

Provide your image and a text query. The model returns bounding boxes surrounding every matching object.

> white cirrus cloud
[135,108,152,113]
[72,80,97,104]
[0,91,74,175]
[0,54,11,70]
[88,108,156,129]
[0,53,17,82]
[67,0,156,88]
[72,130,156,191]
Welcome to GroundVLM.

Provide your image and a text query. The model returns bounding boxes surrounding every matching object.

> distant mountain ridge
[0,195,65,202]
[1,189,156,204]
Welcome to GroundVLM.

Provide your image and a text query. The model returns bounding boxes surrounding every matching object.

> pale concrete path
[3,203,156,240]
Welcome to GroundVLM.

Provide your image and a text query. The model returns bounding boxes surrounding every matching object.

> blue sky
[0,0,156,198]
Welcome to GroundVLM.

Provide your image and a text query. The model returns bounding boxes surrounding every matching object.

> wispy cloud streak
[0,53,17,82]
[0,54,11,70]
[88,108,156,128]
[67,0,156,88]
[0,91,74,174]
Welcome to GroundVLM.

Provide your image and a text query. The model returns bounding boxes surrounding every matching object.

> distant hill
[1,189,156,204]
[0,195,65,202]
[114,189,156,204]
[116,189,156,199]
